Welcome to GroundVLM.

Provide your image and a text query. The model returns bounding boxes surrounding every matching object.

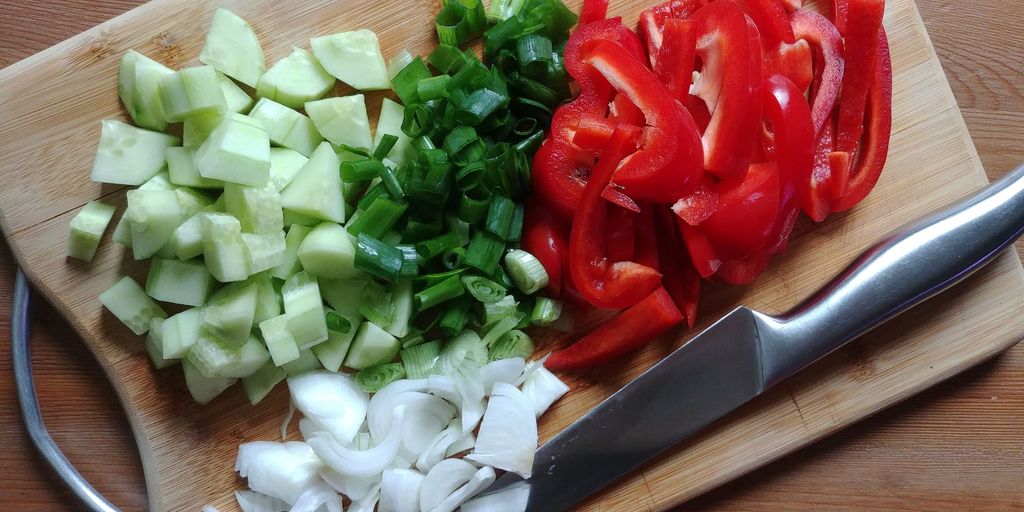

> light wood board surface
[1,1,1023,511]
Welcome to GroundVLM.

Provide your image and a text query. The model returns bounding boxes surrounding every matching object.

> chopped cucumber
[200,213,250,282]
[169,213,205,260]
[159,65,227,122]
[242,231,286,273]
[99,276,167,335]
[140,171,174,190]
[297,222,361,280]
[67,201,116,262]
[175,187,215,218]
[219,73,254,113]
[281,348,322,376]
[118,50,174,131]
[247,98,323,157]
[166,147,223,189]
[126,188,183,260]
[195,113,270,187]
[283,209,322,227]
[199,8,265,87]
[182,358,236,405]
[374,98,414,166]
[279,142,346,223]
[182,110,236,148]
[318,277,369,318]
[242,360,286,405]
[268,148,308,192]
[187,334,269,378]
[271,224,312,280]
[145,257,215,306]
[312,311,361,371]
[162,307,203,359]
[310,30,389,91]
[91,119,180,185]
[202,283,258,346]
[344,321,399,370]
[305,95,373,150]
[111,212,133,247]
[223,183,283,234]
[145,318,178,369]
[259,314,301,366]
[256,47,335,109]
[282,271,328,349]
[383,279,413,338]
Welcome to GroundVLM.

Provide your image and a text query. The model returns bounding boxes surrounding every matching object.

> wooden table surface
[0,1,1021,510]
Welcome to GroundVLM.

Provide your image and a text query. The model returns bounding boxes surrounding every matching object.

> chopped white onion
[452,364,486,433]
[479,358,526,395]
[321,468,381,502]
[235,441,322,505]
[446,431,476,457]
[426,375,461,406]
[415,420,461,473]
[419,458,478,511]
[308,407,404,478]
[235,490,289,512]
[521,365,570,416]
[367,379,431,439]
[465,383,537,478]
[280,403,296,441]
[288,371,368,446]
[429,466,496,512]
[459,481,531,512]
[514,355,550,387]
[349,486,381,512]
[380,468,425,512]
[288,483,342,512]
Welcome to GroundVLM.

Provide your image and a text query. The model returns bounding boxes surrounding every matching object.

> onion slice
[419,458,478,511]
[308,407,405,478]
[321,468,381,502]
[288,371,368,446]
[380,468,425,512]
[465,382,537,478]
[429,465,497,512]
[521,365,570,416]
[235,490,289,512]
[288,483,342,512]
[235,441,322,505]
[460,481,530,512]
[479,358,526,395]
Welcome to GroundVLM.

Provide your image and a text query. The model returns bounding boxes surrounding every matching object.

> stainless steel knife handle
[759,162,1024,387]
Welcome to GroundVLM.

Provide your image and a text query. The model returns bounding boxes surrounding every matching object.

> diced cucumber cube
[166,147,223,189]
[175,188,215,218]
[169,213,205,260]
[313,313,361,372]
[91,119,180,185]
[247,98,323,157]
[200,213,250,282]
[154,242,177,260]
[182,358,236,405]
[99,276,167,335]
[145,319,178,369]
[219,73,254,113]
[68,201,116,262]
[279,142,346,223]
[259,314,300,366]
[268,148,308,192]
[162,307,203,359]
[127,189,183,260]
[248,272,282,323]
[282,271,328,349]
[383,279,413,338]
[318,277,369,318]
[283,210,322,228]
[118,50,174,131]
[281,348,322,376]
[111,212,133,247]
[310,30,389,91]
[305,95,372,150]
[202,282,258,347]
[297,222,360,280]
[287,307,329,350]
[256,47,335,109]
[271,224,312,280]
[242,231,286,273]
[145,257,215,306]
[374,98,414,166]
[195,114,270,187]
[242,360,286,405]
[159,66,227,122]
[200,8,265,87]
[344,321,399,370]
[223,183,283,234]
[140,171,174,190]
[182,111,223,148]
[188,333,269,378]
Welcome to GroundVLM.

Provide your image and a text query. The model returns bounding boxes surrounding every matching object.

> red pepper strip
[762,74,814,252]
[545,287,683,371]
[716,250,773,285]
[804,123,835,221]
[533,20,645,222]
[584,40,705,205]
[633,206,660,271]
[671,177,718,226]
[569,127,662,309]
[828,151,851,200]
[691,0,759,181]
[781,0,802,12]
[699,161,782,260]
[678,221,722,278]
[521,200,568,298]
[832,0,849,37]
[653,18,698,102]
[571,114,641,154]
[735,0,795,46]
[834,0,884,155]
[638,0,709,68]
[685,95,712,132]
[606,206,636,262]
[608,93,646,126]
[832,31,892,211]
[579,0,609,25]
[769,40,813,93]
[790,10,845,136]
[655,208,700,326]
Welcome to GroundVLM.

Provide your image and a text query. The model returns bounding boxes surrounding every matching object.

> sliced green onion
[520,0,578,41]
[373,134,399,161]
[416,231,463,260]
[465,231,505,275]
[392,57,432,105]
[401,340,441,378]
[488,329,534,361]
[455,161,486,191]
[481,313,520,348]
[487,0,526,22]
[341,158,386,183]
[441,330,487,371]
[401,333,429,349]
[505,249,549,294]
[397,244,420,278]
[355,233,404,281]
[412,134,437,151]
[357,182,388,211]
[457,190,490,225]
[358,280,395,327]
[443,247,466,270]
[446,212,471,245]
[377,161,405,198]
[414,276,465,311]
[511,73,560,106]
[446,58,490,93]
[483,15,524,56]
[512,117,538,137]
[513,128,545,156]
[401,103,435,138]
[446,0,488,32]
[428,45,469,74]
[436,3,472,46]
[484,194,516,240]
[508,203,525,242]
[325,310,353,333]
[482,294,518,328]
[489,265,515,290]
[461,275,507,303]
[355,363,407,392]
[388,49,416,81]
[439,297,471,336]
[531,297,562,326]
[417,75,451,101]
[453,88,509,126]
[347,196,408,238]
[382,230,404,246]
[443,126,486,166]
[516,34,553,77]
[403,218,445,243]
[337,144,372,158]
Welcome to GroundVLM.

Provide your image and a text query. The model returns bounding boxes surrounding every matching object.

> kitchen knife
[489,161,1024,511]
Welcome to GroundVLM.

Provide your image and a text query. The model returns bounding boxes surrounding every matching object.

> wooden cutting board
[1,0,1021,510]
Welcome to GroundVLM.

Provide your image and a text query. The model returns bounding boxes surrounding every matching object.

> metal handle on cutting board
[759,162,1024,387]
[11,270,120,512]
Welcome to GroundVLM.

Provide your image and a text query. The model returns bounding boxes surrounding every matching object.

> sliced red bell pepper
[633,206,661,271]
[831,0,850,36]
[803,123,835,221]
[653,18,698,102]
[761,74,814,252]
[716,250,773,285]
[608,93,646,126]
[606,206,637,262]
[571,114,641,154]
[698,161,781,260]
[579,0,609,25]
[671,177,718,226]
[545,287,683,371]
[521,200,568,298]
[569,127,662,309]
[769,40,813,93]
[790,9,845,136]
[834,0,884,155]
[583,40,705,205]
[638,0,709,67]
[828,151,851,200]
[781,0,802,12]
[832,31,892,211]
[678,221,722,278]
[655,208,701,326]
[735,0,795,47]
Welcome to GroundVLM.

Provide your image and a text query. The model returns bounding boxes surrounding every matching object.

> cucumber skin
[344,321,399,370]
[99,276,168,335]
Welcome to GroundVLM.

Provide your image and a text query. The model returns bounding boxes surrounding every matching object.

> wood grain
[0,1,1022,512]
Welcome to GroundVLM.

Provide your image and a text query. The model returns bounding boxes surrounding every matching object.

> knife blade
[489,161,1024,511]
